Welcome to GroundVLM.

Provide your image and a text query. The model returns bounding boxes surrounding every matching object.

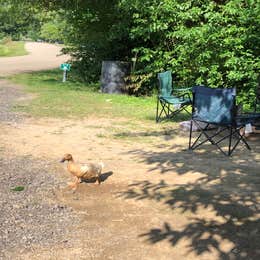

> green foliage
[120,0,259,101]
[56,0,133,83]
[0,1,69,42]
[0,40,27,57]
[36,10,71,43]
[33,0,259,105]
[2,0,259,106]
[10,70,159,122]
[0,0,41,40]
[11,186,25,192]
[40,22,60,42]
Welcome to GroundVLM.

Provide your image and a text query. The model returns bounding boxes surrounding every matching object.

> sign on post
[60,63,71,82]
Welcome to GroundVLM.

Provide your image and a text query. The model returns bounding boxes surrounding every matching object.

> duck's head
[60,153,73,163]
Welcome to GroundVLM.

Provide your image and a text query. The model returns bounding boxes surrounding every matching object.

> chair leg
[156,100,169,122]
[156,97,159,123]
[167,103,170,118]
[232,127,251,152]
[189,120,193,149]
[157,100,191,123]
[236,127,251,150]
[228,127,233,156]
[183,106,191,115]
[190,122,252,156]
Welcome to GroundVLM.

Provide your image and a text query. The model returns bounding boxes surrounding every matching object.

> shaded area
[140,219,259,260]
[118,146,260,259]
[144,111,191,123]
[82,171,113,183]
[114,128,181,140]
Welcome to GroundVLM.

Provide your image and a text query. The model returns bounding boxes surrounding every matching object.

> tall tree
[0,0,41,40]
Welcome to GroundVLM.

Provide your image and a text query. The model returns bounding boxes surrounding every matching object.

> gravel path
[0,44,78,259]
[0,81,25,123]
[0,81,78,259]
[0,156,77,259]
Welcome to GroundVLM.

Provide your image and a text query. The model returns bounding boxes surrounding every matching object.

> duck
[60,153,104,189]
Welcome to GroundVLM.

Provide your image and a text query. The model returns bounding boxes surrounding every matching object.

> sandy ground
[0,44,259,260]
[0,42,69,76]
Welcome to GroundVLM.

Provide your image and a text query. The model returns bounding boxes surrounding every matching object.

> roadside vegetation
[1,0,259,109]
[10,70,172,122]
[1,2,259,97]
[0,38,27,57]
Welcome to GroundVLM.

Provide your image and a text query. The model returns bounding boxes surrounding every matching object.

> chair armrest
[176,92,192,102]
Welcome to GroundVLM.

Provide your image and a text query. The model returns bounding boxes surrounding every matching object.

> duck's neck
[68,158,74,164]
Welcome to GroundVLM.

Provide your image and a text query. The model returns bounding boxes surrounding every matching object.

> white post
[62,70,67,82]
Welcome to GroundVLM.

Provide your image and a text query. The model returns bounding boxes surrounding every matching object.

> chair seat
[156,70,192,122]
[159,95,191,105]
[236,113,260,126]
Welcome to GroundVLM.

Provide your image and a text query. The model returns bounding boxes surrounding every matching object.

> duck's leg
[67,176,81,189]
[96,174,101,185]
[72,177,81,190]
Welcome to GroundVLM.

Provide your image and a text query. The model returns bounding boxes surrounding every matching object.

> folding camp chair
[156,71,192,122]
[188,85,251,156]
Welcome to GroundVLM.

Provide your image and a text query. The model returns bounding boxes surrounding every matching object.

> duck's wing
[80,164,89,174]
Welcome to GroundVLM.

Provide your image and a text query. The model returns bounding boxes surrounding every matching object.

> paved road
[0,42,69,76]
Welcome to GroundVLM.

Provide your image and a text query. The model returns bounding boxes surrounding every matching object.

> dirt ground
[0,44,259,260]
[0,42,69,76]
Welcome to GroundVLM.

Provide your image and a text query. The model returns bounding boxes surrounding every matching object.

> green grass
[10,69,189,123]
[11,186,25,192]
[0,41,27,57]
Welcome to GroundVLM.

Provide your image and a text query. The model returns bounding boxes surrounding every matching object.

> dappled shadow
[127,146,219,174]
[114,128,181,140]
[145,112,191,122]
[140,219,259,259]
[118,141,260,259]
[127,135,259,174]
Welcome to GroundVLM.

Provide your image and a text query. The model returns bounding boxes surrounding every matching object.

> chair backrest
[158,71,172,97]
[192,85,236,125]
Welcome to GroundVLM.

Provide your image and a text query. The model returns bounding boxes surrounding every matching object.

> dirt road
[0,42,69,76]
[0,44,259,260]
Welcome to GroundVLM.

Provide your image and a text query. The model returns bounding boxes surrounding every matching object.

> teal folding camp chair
[188,86,252,156]
[156,71,192,122]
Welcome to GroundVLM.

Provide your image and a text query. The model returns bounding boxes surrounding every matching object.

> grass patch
[11,186,25,192]
[10,69,190,123]
[0,41,27,57]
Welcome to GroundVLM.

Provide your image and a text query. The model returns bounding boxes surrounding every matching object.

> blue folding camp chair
[156,71,192,122]
[188,86,251,156]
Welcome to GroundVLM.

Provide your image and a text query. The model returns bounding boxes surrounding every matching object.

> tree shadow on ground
[114,128,181,140]
[144,112,191,122]
[118,141,260,259]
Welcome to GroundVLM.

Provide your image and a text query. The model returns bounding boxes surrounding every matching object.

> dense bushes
[1,0,259,104]
[120,0,259,99]
[57,0,259,102]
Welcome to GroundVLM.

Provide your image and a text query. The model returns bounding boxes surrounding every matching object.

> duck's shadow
[82,171,113,183]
